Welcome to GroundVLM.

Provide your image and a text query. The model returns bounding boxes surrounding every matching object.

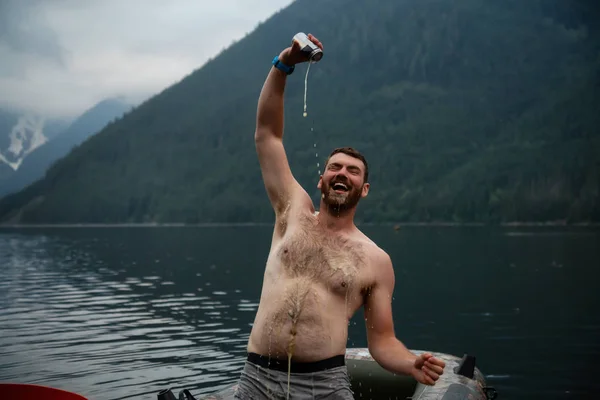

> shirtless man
[235,34,446,399]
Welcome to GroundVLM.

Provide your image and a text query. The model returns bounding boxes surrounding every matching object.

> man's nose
[335,171,349,180]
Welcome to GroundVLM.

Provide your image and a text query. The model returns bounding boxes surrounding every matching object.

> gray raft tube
[158,348,499,400]
[345,349,498,400]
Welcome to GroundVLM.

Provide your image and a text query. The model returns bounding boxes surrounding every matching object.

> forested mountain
[0,0,598,224]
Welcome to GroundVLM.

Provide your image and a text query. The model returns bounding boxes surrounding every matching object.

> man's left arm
[364,252,445,385]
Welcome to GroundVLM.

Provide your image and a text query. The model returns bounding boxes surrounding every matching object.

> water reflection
[0,231,260,400]
[1,226,599,400]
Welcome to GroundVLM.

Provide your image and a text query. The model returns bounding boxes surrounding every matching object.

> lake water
[0,226,598,399]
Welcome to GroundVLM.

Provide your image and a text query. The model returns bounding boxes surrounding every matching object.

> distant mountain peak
[0,98,132,197]
[0,114,49,171]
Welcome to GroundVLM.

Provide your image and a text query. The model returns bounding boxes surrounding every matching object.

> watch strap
[272,55,295,75]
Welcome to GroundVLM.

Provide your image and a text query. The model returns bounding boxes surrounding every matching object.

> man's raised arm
[254,34,323,215]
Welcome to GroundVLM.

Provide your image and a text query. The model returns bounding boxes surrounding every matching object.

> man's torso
[247,208,379,362]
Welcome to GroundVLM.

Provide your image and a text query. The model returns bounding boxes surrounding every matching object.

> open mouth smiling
[332,182,349,193]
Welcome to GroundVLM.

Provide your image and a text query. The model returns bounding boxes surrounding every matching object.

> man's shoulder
[360,239,395,289]
[354,231,392,267]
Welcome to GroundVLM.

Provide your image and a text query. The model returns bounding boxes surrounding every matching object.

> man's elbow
[367,333,390,361]
[254,128,266,142]
[368,344,383,365]
[254,128,276,143]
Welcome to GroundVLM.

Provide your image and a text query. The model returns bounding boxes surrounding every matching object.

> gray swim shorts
[234,352,354,399]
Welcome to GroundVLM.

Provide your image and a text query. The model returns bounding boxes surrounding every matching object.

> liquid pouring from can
[291,32,323,177]
[293,32,323,119]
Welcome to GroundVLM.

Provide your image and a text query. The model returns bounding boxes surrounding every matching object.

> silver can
[292,32,323,62]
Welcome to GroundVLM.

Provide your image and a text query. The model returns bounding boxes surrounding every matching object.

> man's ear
[317,175,323,189]
[361,182,370,198]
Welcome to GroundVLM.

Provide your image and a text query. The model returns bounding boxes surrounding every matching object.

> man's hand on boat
[411,353,446,385]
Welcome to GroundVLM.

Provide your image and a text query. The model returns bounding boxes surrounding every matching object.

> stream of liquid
[302,61,320,177]
[287,353,292,400]
[303,61,311,118]
[315,140,319,175]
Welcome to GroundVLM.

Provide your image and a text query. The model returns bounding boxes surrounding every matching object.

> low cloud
[0,0,294,118]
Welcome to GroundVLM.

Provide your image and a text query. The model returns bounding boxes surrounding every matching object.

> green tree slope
[0,0,598,224]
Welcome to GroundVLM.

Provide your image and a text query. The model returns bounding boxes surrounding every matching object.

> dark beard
[321,182,362,214]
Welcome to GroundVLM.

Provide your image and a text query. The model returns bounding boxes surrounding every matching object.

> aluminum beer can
[292,32,323,62]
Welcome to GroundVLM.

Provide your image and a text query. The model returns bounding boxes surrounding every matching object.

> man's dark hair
[325,147,369,183]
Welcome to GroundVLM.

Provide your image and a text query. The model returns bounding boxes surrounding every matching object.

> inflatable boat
[159,348,498,399]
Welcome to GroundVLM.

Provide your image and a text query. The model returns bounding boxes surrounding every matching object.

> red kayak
[0,383,88,400]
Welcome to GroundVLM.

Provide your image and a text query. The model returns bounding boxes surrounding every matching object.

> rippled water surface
[0,226,598,399]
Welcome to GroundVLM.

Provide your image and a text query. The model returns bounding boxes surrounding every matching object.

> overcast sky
[0,0,295,119]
